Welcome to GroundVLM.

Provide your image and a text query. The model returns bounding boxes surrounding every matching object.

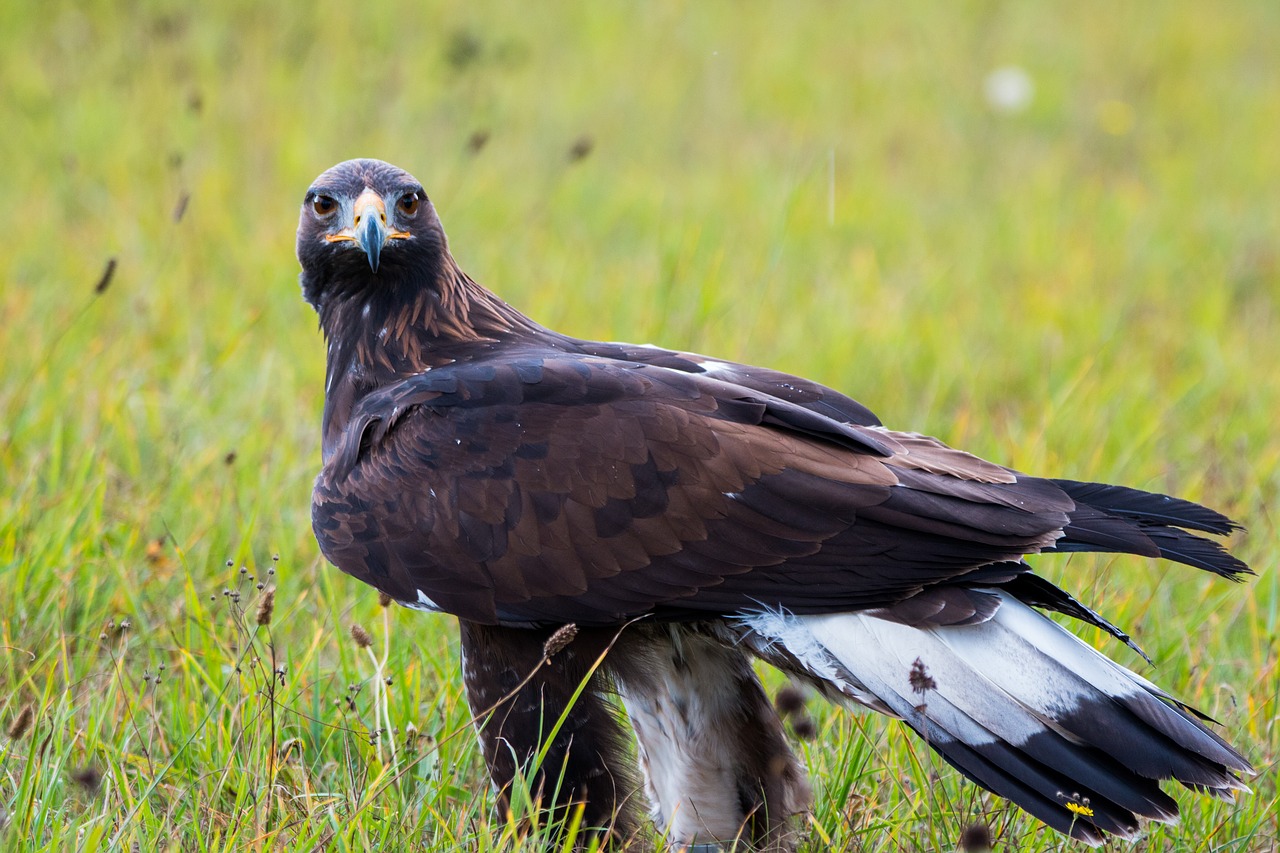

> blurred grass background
[1,1,1277,850]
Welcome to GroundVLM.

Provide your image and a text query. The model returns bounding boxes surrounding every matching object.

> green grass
[2,1,1277,850]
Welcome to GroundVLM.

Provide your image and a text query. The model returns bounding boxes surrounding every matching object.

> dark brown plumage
[299,159,1251,849]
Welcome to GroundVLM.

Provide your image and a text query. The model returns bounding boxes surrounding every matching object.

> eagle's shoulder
[567,339,884,428]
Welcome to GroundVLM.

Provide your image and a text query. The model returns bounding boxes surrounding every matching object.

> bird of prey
[298,159,1251,850]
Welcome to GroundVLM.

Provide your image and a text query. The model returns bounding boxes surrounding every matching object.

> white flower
[984,66,1034,113]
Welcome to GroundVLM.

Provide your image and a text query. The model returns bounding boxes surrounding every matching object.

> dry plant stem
[103,640,153,774]
[266,634,279,771]
[364,643,396,766]
[381,605,396,766]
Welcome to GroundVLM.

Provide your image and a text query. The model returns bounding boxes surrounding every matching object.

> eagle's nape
[298,158,1253,850]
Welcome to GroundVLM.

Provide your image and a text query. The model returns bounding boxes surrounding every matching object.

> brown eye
[397,192,420,216]
[311,194,337,217]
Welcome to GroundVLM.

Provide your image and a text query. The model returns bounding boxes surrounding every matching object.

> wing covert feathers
[315,353,1248,626]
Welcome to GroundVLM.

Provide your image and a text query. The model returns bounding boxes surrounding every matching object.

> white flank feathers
[399,588,442,612]
[617,640,757,842]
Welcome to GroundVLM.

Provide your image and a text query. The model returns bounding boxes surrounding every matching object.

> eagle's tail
[742,595,1252,846]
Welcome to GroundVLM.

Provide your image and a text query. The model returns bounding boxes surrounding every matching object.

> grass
[1,1,1277,850]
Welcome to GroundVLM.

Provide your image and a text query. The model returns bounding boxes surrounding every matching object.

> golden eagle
[298,159,1250,849]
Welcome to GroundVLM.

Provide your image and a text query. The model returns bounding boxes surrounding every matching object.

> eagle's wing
[312,351,1242,626]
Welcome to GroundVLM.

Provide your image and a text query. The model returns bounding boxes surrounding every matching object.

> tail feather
[1046,480,1252,580]
[1050,480,1240,535]
[913,730,1130,843]
[895,703,1154,842]
[999,572,1151,662]
[741,594,1251,846]
[943,595,1248,782]
[834,629,1177,834]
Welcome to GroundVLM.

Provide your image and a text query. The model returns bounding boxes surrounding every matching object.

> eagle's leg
[612,624,812,852]
[458,620,642,846]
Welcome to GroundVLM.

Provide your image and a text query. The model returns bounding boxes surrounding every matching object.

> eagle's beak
[352,191,389,273]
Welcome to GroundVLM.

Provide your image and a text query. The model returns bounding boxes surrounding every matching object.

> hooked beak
[354,196,388,273]
[323,188,410,273]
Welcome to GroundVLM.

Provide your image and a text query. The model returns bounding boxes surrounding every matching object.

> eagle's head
[297,159,449,309]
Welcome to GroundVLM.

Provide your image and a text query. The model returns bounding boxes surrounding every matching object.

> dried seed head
[255,588,275,627]
[774,685,806,717]
[960,822,993,852]
[93,257,117,295]
[567,135,594,162]
[279,737,301,762]
[8,704,34,741]
[378,591,393,608]
[71,766,103,794]
[467,129,490,154]
[908,657,937,695]
[791,715,817,740]
[350,623,374,649]
[145,538,167,566]
[542,623,578,658]
[170,191,190,224]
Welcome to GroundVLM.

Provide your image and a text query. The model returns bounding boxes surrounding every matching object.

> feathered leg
[612,624,812,852]
[458,620,642,846]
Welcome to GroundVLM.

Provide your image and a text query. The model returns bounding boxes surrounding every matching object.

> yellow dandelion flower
[1065,801,1094,818]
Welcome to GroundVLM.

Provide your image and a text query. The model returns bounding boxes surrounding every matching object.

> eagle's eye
[310,194,337,217]
[397,192,420,217]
